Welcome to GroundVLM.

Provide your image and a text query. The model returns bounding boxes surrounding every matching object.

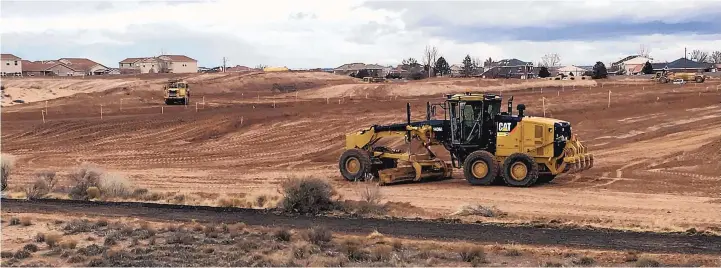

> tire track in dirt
[3,198,720,255]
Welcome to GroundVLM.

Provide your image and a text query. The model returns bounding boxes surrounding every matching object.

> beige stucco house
[1,54,23,76]
[120,55,198,74]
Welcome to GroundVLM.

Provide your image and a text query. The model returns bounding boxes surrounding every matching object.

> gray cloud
[1,23,268,67]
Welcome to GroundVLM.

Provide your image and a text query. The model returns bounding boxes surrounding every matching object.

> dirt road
[2,74,720,233]
[4,198,721,255]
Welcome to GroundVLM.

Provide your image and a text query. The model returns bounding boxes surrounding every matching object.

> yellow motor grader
[654,71,705,83]
[164,79,191,105]
[339,93,593,186]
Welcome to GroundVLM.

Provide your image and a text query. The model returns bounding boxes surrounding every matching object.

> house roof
[651,58,712,70]
[623,57,653,65]
[334,63,384,71]
[613,55,641,65]
[557,65,589,72]
[119,58,143,64]
[21,60,77,72]
[1,54,21,60]
[58,58,106,71]
[494,59,532,67]
[225,65,253,72]
[158,55,197,62]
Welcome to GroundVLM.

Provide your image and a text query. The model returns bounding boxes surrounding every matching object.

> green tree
[592,61,608,79]
[462,55,473,77]
[435,56,451,76]
[538,66,551,78]
[642,61,654,74]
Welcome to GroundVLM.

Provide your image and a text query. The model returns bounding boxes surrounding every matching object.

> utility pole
[222,57,227,73]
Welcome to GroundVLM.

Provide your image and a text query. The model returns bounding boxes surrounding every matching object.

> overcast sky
[2,0,720,68]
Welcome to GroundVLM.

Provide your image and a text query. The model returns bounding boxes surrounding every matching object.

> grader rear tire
[339,149,372,182]
[501,153,539,187]
[463,150,499,186]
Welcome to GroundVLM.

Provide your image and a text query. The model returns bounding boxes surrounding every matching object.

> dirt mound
[298,78,597,99]
[194,72,358,95]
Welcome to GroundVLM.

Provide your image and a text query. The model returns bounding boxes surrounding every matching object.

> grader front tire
[501,153,539,187]
[463,150,499,186]
[339,149,372,182]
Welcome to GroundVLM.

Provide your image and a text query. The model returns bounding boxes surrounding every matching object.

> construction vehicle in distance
[339,93,593,187]
[164,79,191,105]
[362,77,388,83]
[654,70,705,83]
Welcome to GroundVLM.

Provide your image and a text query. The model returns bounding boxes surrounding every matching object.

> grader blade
[562,135,594,174]
[376,160,451,185]
[378,167,418,185]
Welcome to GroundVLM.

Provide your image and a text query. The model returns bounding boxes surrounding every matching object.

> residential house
[449,64,463,77]
[57,58,109,75]
[1,54,22,76]
[21,60,82,77]
[119,58,143,69]
[609,55,653,75]
[120,55,198,74]
[712,63,721,72]
[225,65,253,73]
[650,58,713,73]
[556,65,591,77]
[482,59,533,79]
[333,63,384,77]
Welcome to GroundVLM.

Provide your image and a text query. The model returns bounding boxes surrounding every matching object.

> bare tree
[689,50,709,63]
[484,57,493,68]
[423,45,438,78]
[471,57,482,75]
[711,51,721,64]
[638,44,650,58]
[541,53,561,67]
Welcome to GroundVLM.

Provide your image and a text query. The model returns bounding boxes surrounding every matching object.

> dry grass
[635,257,662,267]
[23,180,48,200]
[573,256,596,266]
[338,237,368,261]
[44,232,62,248]
[370,244,393,261]
[452,203,506,217]
[1,251,14,258]
[278,176,337,214]
[458,244,486,263]
[98,172,132,198]
[13,249,31,259]
[356,180,383,204]
[305,226,332,245]
[69,163,104,200]
[217,197,245,207]
[22,244,39,253]
[273,228,292,242]
[366,230,384,240]
[60,239,78,249]
[19,216,32,226]
[1,153,16,192]
[34,232,46,243]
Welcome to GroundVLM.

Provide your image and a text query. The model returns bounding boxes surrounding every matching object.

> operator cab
[427,92,527,168]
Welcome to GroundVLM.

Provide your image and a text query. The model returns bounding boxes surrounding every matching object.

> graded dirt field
[2,72,721,234]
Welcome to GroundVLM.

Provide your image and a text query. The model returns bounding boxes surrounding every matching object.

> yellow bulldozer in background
[654,70,705,83]
[339,93,593,187]
[164,79,191,105]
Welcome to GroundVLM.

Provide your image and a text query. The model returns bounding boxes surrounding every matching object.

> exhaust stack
[507,96,514,115]
[517,104,526,117]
